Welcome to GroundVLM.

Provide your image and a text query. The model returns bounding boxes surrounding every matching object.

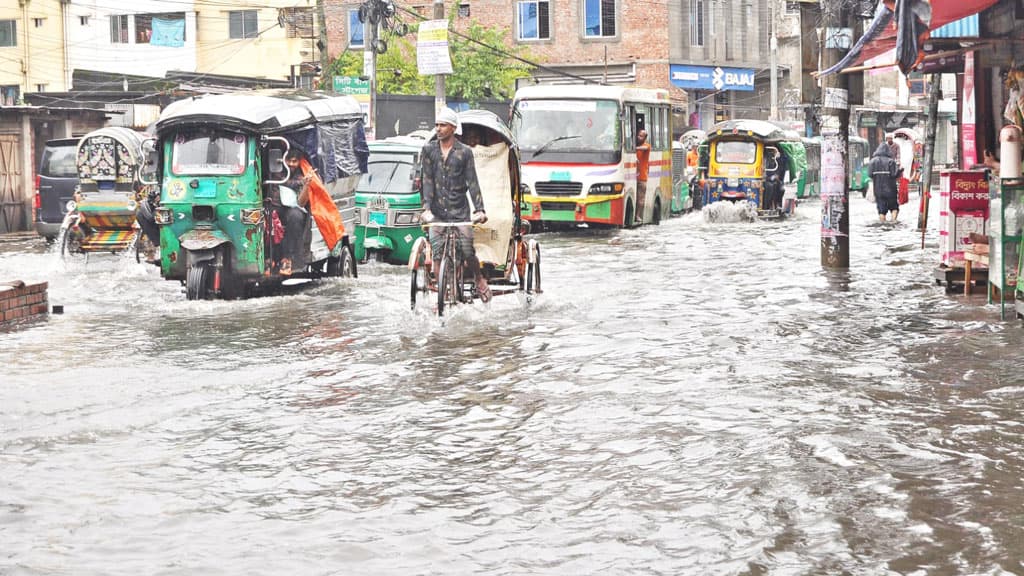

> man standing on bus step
[635,129,651,225]
[419,107,492,302]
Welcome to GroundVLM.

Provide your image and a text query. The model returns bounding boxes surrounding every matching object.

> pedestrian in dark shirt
[870,142,902,222]
[420,107,491,302]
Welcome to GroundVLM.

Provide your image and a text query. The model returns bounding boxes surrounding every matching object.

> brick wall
[0,281,49,325]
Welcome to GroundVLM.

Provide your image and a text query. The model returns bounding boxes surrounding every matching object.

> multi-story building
[324,0,806,131]
[1,0,70,104]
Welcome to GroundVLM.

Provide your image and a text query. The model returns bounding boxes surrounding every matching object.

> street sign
[417,20,453,75]
[332,76,370,96]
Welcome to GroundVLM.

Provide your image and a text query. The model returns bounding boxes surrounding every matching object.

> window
[347,9,364,47]
[689,0,704,46]
[0,20,16,47]
[33,18,45,28]
[583,0,615,38]
[135,13,186,45]
[79,16,89,26]
[458,3,470,17]
[517,1,550,41]
[282,7,314,38]
[785,1,800,14]
[229,10,258,39]
[0,85,19,106]
[110,15,128,43]
[36,83,47,92]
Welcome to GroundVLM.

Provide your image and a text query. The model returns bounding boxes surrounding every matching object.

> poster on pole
[961,51,977,168]
[820,129,848,238]
[417,20,453,75]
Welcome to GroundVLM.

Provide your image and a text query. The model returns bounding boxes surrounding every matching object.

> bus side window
[624,108,635,152]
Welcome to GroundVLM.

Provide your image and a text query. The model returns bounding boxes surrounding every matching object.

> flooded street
[1,195,1022,575]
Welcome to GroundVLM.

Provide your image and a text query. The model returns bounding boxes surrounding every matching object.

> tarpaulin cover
[821,0,999,76]
[778,141,807,183]
[284,120,369,184]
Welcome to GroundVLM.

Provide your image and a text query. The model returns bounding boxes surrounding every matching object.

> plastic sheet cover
[778,141,807,182]
[284,121,369,184]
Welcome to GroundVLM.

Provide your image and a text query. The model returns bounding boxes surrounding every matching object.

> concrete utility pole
[918,74,942,243]
[365,4,378,139]
[769,0,778,120]
[819,0,850,269]
[433,0,446,115]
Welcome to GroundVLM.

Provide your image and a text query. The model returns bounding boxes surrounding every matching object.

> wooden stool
[963,251,989,296]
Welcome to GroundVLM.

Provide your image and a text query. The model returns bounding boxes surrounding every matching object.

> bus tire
[652,198,662,225]
[624,200,635,228]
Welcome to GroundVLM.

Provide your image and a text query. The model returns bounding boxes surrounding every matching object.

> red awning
[850,0,999,70]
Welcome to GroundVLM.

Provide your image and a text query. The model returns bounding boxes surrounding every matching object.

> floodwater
[1,194,1022,575]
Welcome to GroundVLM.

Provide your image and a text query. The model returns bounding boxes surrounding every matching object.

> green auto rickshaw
[353,136,427,264]
[147,90,369,299]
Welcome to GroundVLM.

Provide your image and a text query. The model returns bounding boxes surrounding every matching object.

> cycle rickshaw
[60,127,156,262]
[407,109,541,315]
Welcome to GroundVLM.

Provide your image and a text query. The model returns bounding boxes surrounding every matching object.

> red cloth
[299,158,346,251]
[898,177,910,205]
[271,210,285,244]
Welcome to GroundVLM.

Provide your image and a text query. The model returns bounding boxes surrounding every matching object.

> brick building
[324,0,805,132]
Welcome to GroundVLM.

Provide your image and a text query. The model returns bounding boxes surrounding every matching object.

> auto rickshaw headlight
[394,211,419,225]
[240,208,263,225]
[65,200,77,212]
[127,199,138,211]
[154,207,173,225]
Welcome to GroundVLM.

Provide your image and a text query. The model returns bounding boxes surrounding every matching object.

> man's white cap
[436,107,462,135]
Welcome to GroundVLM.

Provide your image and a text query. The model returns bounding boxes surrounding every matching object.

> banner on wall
[961,51,977,168]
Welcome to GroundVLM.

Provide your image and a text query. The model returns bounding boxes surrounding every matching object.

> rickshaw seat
[470,141,513,266]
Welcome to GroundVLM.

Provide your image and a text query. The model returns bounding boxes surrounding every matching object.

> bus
[510,85,672,228]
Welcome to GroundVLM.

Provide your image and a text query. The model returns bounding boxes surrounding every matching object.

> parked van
[34,138,80,241]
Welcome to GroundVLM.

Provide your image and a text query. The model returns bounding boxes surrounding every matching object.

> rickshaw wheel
[60,228,86,262]
[409,269,419,309]
[526,244,542,295]
[186,263,211,300]
[436,256,457,316]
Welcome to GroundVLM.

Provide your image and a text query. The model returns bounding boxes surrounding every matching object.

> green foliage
[321,7,534,104]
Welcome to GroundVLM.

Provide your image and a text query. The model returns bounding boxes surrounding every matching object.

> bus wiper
[532,135,581,158]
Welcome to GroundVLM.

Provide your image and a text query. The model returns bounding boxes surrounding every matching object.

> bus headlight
[240,208,263,225]
[155,207,173,225]
[394,211,420,225]
[589,183,624,196]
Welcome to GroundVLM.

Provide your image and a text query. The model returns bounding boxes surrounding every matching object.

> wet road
[1,195,1022,575]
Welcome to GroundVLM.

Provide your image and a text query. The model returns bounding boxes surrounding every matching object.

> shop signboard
[669,65,755,92]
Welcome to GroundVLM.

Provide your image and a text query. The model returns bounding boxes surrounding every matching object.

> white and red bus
[510,84,672,228]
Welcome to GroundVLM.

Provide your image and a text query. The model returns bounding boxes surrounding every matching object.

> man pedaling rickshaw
[419,107,491,302]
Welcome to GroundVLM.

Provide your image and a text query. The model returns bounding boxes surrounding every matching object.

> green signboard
[333,76,370,96]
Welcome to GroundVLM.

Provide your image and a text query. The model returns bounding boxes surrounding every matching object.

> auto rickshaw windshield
[171,129,248,176]
[716,140,757,164]
[358,154,418,194]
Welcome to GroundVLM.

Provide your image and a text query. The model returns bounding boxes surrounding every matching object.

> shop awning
[816,0,999,78]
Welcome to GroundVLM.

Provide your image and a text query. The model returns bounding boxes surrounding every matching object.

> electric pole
[433,0,446,115]
[769,0,778,120]
[819,0,850,269]
[365,4,378,140]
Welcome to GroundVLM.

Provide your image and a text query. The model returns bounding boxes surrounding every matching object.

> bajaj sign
[669,65,755,91]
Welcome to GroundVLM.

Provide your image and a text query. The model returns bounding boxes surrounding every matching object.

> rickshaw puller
[419,107,491,302]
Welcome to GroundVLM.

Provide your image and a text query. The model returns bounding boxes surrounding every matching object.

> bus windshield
[512,99,620,153]
[171,130,248,175]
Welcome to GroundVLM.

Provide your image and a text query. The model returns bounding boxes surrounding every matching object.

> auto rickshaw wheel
[328,246,355,277]
[186,263,211,300]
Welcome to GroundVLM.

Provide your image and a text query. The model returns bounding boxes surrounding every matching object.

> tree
[322,9,534,104]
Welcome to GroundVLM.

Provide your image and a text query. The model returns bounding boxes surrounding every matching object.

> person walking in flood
[870,142,902,222]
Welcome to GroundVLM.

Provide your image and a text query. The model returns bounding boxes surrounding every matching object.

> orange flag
[300,158,346,251]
